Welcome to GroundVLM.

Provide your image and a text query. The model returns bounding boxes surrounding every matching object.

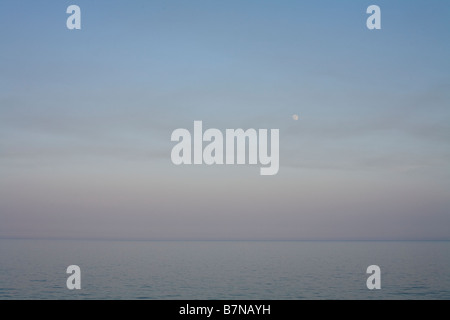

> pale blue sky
[0,1,449,240]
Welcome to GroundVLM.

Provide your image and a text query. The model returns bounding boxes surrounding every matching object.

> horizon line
[1,236,449,242]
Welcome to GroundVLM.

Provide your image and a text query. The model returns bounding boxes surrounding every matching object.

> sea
[0,239,449,300]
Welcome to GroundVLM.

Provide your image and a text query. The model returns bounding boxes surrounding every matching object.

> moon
[292,114,299,121]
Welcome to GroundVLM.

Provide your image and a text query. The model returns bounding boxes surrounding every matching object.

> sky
[0,0,449,240]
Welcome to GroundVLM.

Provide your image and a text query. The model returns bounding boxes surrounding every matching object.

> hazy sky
[1,0,449,240]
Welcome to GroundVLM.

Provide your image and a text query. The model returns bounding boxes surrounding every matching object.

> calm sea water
[0,239,449,300]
